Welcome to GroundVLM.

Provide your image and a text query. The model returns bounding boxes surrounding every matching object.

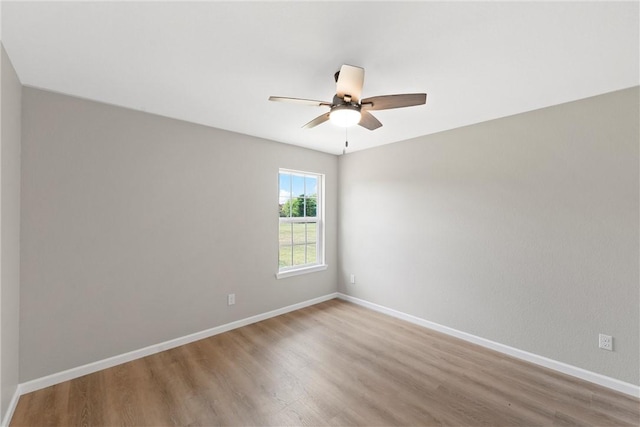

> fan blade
[336,65,365,103]
[269,96,331,107]
[303,112,330,129]
[358,110,382,131]
[361,93,427,111]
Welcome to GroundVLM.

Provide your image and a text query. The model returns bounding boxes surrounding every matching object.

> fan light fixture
[269,64,427,131]
[329,105,361,127]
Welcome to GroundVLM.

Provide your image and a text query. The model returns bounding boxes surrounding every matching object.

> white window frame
[276,169,327,279]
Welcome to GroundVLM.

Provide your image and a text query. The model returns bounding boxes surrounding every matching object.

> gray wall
[338,87,639,385]
[20,88,337,382]
[1,44,22,416]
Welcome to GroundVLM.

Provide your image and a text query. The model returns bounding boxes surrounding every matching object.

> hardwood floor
[11,299,640,426]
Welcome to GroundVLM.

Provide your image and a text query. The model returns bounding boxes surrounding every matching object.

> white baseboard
[337,293,640,398]
[18,292,338,396]
[1,386,21,427]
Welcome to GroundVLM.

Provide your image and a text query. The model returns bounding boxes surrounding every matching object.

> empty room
[1,1,639,426]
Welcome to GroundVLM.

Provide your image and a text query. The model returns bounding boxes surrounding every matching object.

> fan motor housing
[332,95,358,108]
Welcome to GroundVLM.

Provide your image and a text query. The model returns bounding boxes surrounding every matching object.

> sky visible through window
[279,173,318,207]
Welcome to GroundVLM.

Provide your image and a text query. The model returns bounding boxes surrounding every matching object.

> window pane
[279,222,293,245]
[279,173,291,200]
[292,174,305,198]
[279,245,292,267]
[279,197,289,212]
[292,244,307,266]
[306,222,317,244]
[280,197,295,217]
[306,244,317,264]
[304,197,317,217]
[279,172,291,191]
[305,176,318,196]
[292,223,307,245]
[291,196,303,217]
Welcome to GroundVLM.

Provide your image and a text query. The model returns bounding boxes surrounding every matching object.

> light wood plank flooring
[11,299,640,426]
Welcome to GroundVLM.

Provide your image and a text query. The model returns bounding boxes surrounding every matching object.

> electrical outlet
[350,274,356,284]
[227,293,236,306]
[598,334,612,351]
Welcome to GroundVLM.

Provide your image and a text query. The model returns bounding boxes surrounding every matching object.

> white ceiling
[2,1,638,155]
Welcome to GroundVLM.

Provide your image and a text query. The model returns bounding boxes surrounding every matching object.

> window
[277,169,326,278]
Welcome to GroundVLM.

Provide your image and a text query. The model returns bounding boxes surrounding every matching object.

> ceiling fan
[269,64,427,130]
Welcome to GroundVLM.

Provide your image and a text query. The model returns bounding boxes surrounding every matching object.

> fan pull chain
[343,127,349,155]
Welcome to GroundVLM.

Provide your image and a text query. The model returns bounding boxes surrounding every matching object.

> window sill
[276,264,328,279]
